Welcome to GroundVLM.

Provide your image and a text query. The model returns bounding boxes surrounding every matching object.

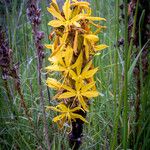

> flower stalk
[0,27,33,126]
[27,0,51,149]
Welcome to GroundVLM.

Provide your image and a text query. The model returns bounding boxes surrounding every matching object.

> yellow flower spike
[46,0,107,130]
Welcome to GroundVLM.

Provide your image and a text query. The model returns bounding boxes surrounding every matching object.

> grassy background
[0,0,150,149]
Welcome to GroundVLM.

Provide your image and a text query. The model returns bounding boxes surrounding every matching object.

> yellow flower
[71,1,91,17]
[93,44,109,52]
[46,103,88,128]
[45,46,77,77]
[45,39,65,65]
[69,60,98,83]
[47,0,81,28]
[83,34,108,60]
[47,0,106,45]
[58,81,99,111]
[47,0,106,28]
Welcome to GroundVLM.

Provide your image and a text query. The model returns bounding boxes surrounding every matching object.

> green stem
[123,0,128,149]
[111,0,120,149]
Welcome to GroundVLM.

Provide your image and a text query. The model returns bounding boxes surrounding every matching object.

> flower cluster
[27,0,45,61]
[46,0,108,129]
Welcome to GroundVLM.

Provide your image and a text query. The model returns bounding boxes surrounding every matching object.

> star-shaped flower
[46,103,87,128]
[58,81,99,111]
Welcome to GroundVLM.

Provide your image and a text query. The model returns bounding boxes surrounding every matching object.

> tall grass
[0,0,149,149]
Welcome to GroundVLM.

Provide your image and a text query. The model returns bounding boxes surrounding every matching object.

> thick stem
[69,110,86,150]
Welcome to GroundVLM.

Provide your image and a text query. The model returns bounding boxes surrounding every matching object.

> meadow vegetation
[0,0,149,150]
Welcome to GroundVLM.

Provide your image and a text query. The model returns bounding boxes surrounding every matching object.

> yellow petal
[71,6,80,17]
[85,16,106,21]
[48,20,64,27]
[61,84,76,93]
[78,96,88,111]
[81,91,99,98]
[56,103,68,111]
[81,82,96,93]
[47,6,65,21]
[69,70,78,80]
[46,78,61,89]
[58,92,76,99]
[84,42,90,60]
[48,56,59,64]
[71,1,90,15]
[63,0,71,20]
[71,14,85,22]
[45,44,52,49]
[65,46,73,67]
[73,50,83,75]
[82,60,92,73]
[81,68,98,79]
[46,106,62,112]
[71,2,89,6]
[70,106,85,112]
[94,44,109,51]
[71,113,88,123]
[45,65,65,72]
[75,82,82,91]
[84,34,99,42]
[51,0,60,13]
[53,114,66,122]
[72,21,81,27]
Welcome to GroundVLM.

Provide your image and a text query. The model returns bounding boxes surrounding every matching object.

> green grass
[0,0,150,149]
